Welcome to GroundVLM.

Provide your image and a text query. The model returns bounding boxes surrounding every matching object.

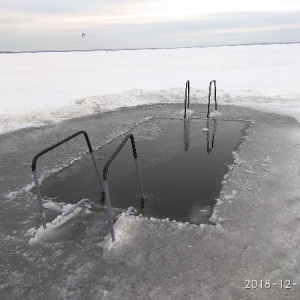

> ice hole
[39,119,248,225]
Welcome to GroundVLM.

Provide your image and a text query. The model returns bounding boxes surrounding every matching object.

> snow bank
[1,43,300,135]
[104,211,216,252]
[104,213,138,251]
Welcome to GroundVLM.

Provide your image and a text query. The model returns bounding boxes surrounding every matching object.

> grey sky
[1,0,300,51]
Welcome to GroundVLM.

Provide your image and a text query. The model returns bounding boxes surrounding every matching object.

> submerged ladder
[31,131,115,240]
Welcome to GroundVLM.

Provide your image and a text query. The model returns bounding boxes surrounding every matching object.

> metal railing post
[130,135,146,200]
[184,80,190,118]
[32,170,47,229]
[207,80,217,118]
[90,152,105,201]
[214,80,217,111]
[102,180,115,242]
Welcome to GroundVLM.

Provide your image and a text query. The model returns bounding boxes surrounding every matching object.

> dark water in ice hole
[39,120,247,224]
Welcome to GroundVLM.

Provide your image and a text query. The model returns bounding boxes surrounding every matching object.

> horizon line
[1,41,299,54]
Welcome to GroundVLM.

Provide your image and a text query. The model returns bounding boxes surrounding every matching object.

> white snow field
[1,43,300,134]
[0,43,300,299]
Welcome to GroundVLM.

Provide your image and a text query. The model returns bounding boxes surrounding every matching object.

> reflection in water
[206,119,216,154]
[183,118,190,151]
[140,198,145,209]
[183,119,217,154]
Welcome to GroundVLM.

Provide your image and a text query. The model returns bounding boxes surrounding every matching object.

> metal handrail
[31,131,114,240]
[184,80,190,118]
[102,134,146,241]
[207,80,217,118]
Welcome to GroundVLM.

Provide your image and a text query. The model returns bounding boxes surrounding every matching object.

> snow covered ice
[0,43,300,299]
[1,43,300,134]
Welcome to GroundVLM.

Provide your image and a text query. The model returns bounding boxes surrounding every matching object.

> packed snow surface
[0,44,300,299]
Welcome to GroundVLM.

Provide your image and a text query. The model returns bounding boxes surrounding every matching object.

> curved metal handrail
[31,131,108,232]
[32,131,92,171]
[102,134,146,241]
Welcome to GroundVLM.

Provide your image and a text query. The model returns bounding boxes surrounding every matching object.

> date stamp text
[245,279,298,289]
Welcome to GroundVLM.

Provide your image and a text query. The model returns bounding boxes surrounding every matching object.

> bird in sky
[82,33,86,38]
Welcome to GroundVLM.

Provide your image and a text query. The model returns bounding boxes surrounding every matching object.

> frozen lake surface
[1,103,299,299]
[1,44,300,299]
